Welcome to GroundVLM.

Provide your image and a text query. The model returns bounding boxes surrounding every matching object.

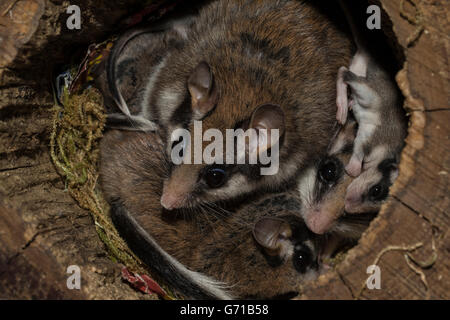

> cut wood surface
[0,0,448,299]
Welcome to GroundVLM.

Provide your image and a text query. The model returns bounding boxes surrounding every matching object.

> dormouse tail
[110,202,234,300]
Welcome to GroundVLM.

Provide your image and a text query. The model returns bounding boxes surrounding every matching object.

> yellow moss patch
[49,87,176,299]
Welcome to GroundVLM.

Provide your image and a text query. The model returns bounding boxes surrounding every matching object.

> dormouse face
[299,152,354,235]
[253,216,319,279]
[298,119,399,235]
[159,61,286,210]
[298,119,356,235]
[345,158,398,214]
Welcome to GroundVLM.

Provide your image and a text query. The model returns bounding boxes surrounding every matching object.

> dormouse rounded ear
[248,104,285,155]
[188,61,218,119]
[253,217,292,257]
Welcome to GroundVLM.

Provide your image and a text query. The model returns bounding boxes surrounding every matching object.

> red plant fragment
[121,267,167,297]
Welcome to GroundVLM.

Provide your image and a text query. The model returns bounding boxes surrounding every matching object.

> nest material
[49,87,174,299]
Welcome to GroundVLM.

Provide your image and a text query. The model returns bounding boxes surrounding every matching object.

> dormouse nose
[160,191,184,210]
[344,192,360,213]
[305,202,342,235]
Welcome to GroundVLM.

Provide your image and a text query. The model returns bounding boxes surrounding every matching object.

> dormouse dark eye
[204,167,227,188]
[318,159,339,184]
[293,246,313,274]
[368,184,387,202]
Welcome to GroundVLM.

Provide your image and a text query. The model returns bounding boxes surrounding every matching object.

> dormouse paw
[345,157,362,177]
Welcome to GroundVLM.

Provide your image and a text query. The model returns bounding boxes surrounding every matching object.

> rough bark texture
[0,0,448,299]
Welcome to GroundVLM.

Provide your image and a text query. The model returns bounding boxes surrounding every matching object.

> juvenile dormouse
[183,196,321,299]
[297,118,357,235]
[297,118,390,238]
[107,0,353,211]
[252,215,320,285]
[335,0,407,177]
[100,130,321,299]
[100,130,231,299]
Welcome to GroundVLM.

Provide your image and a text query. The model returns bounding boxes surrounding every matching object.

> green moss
[50,87,176,299]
